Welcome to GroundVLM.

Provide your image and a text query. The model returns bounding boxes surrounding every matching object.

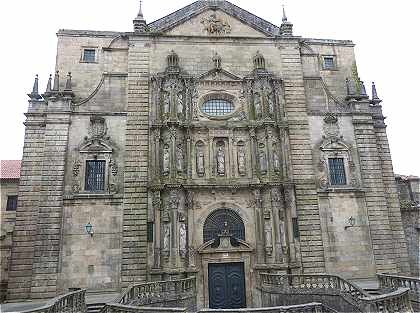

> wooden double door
[208,262,246,309]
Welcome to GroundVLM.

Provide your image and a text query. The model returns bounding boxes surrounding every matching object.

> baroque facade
[5,0,413,308]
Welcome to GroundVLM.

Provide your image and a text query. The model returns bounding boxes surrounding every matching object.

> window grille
[147,222,154,242]
[328,158,346,185]
[202,99,234,116]
[203,208,245,243]
[85,160,105,191]
[83,49,96,63]
[6,195,18,211]
[323,57,335,69]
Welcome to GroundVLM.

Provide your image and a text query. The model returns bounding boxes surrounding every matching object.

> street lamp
[85,222,94,236]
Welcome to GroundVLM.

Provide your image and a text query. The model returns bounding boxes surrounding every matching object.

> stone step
[87,302,106,313]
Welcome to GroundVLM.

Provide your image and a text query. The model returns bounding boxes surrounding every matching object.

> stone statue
[179,223,187,258]
[265,223,273,255]
[163,224,170,257]
[259,149,267,174]
[237,146,246,176]
[176,144,184,173]
[273,149,281,173]
[177,92,184,119]
[216,146,225,176]
[268,93,275,116]
[254,93,262,119]
[196,149,205,176]
[163,93,170,116]
[163,145,170,175]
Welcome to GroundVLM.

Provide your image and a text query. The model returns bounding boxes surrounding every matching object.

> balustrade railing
[260,273,367,301]
[361,287,412,313]
[20,289,86,313]
[378,274,420,298]
[199,302,338,313]
[115,277,196,307]
[260,273,414,313]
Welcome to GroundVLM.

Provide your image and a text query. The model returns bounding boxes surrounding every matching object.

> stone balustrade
[100,277,196,312]
[378,273,420,311]
[259,273,413,313]
[360,287,412,313]
[199,303,338,313]
[20,289,86,313]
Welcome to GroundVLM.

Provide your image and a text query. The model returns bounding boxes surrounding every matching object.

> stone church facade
[6,0,411,308]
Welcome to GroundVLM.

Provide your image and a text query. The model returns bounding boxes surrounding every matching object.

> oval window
[202,99,234,116]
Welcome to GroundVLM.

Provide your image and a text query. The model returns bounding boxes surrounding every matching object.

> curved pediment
[320,137,350,152]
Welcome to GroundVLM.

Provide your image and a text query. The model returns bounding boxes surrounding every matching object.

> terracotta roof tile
[1,160,21,179]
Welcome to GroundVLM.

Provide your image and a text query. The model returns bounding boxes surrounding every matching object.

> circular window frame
[199,93,237,120]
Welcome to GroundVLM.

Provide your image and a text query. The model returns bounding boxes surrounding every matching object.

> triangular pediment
[148,1,279,37]
[79,139,114,154]
[198,68,242,82]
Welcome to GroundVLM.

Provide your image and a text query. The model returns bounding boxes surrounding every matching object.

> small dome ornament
[253,51,266,70]
[167,50,180,68]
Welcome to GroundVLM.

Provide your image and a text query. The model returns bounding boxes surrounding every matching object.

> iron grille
[203,208,245,243]
[85,160,105,191]
[202,99,234,116]
[328,158,346,185]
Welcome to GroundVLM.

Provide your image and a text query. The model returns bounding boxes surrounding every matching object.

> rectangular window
[82,49,96,63]
[323,56,335,70]
[328,158,347,185]
[147,222,154,242]
[6,195,18,211]
[85,160,105,191]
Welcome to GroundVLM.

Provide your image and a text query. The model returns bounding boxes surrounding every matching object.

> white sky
[0,0,418,176]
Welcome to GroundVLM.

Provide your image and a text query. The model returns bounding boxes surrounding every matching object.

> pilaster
[121,36,150,285]
[351,103,399,273]
[30,97,72,299]
[278,41,325,273]
[7,102,46,300]
[372,109,410,273]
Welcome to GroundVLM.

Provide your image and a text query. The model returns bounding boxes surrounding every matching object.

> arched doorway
[202,209,247,309]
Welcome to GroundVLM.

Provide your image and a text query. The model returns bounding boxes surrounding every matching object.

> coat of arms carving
[201,14,231,35]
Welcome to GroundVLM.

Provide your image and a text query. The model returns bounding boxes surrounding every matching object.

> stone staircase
[87,302,106,313]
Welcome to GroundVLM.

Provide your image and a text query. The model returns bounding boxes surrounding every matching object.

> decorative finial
[360,81,368,98]
[282,5,288,23]
[133,0,147,33]
[371,82,382,105]
[52,71,60,92]
[28,74,42,100]
[64,72,72,92]
[279,5,293,36]
[46,74,52,93]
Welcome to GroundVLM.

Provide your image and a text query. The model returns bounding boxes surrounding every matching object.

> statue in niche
[163,225,170,257]
[265,223,273,255]
[179,223,187,258]
[259,148,267,174]
[176,144,184,173]
[163,93,170,116]
[196,148,205,176]
[268,92,275,117]
[254,93,262,119]
[216,145,225,176]
[273,149,281,173]
[237,145,246,176]
[162,145,170,175]
[177,92,184,119]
